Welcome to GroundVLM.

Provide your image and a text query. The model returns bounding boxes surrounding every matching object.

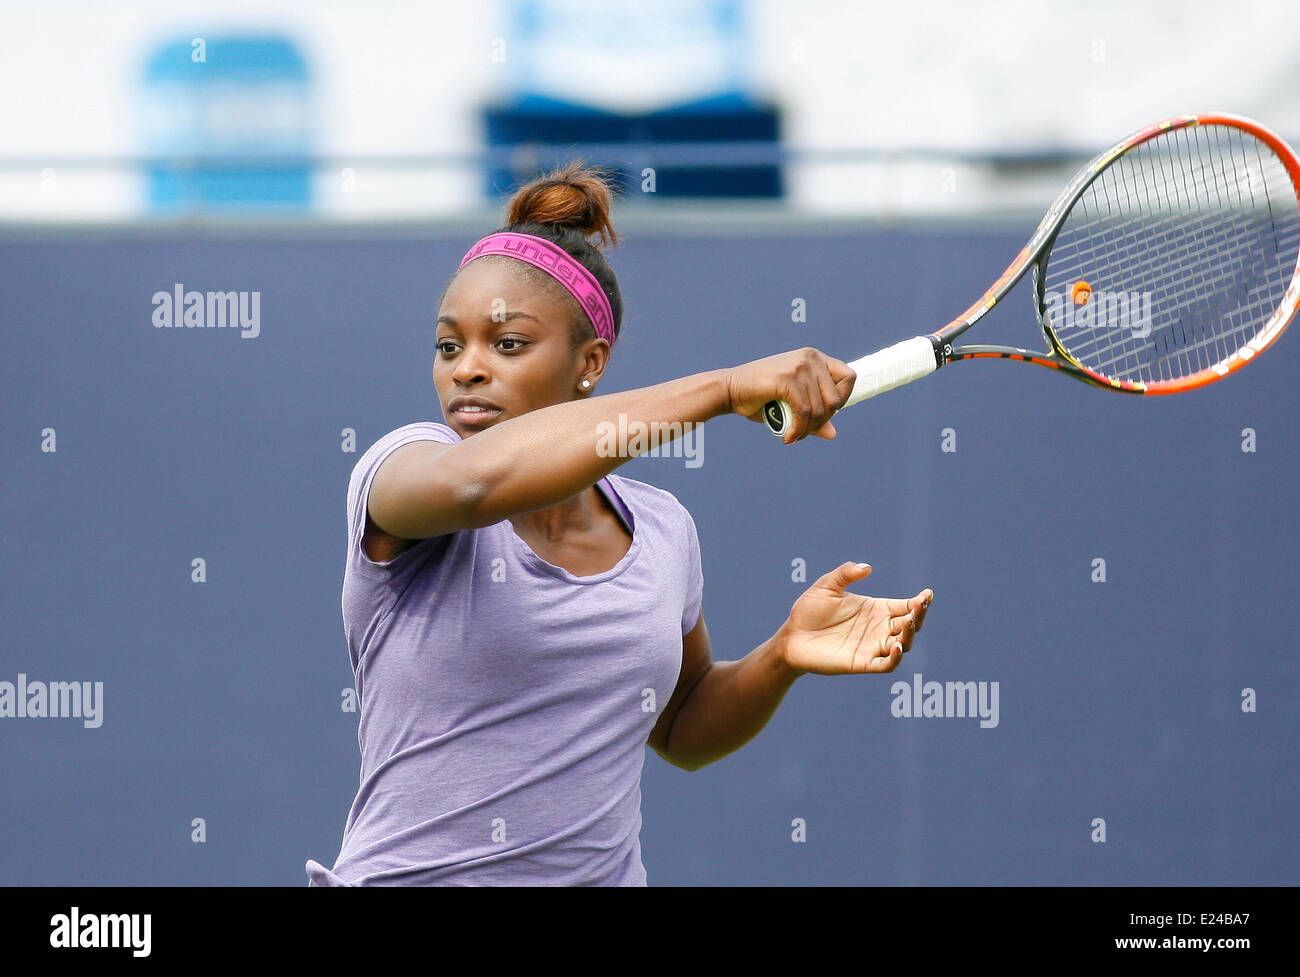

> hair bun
[506,160,620,250]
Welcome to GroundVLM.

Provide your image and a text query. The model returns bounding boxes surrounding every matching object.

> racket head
[1032,114,1300,393]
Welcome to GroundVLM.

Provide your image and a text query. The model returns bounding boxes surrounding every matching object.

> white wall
[1,0,1297,219]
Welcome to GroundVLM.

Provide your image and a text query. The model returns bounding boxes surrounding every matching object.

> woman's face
[434,258,604,439]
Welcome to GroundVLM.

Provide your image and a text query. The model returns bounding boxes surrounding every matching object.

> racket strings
[1069,206,1276,377]
[1042,122,1300,384]
[1055,128,1296,381]
[1058,130,1288,379]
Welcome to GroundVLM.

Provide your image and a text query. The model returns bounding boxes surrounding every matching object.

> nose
[451,342,492,386]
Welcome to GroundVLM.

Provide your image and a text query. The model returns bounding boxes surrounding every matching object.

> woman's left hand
[779,562,932,676]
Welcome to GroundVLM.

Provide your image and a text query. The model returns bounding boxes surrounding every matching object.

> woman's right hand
[725,348,858,443]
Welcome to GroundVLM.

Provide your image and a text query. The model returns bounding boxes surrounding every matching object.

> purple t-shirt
[306,421,703,886]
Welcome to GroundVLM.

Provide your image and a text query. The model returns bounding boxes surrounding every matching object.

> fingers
[792,369,827,443]
[871,588,934,672]
[834,363,857,405]
[882,589,934,626]
[810,417,838,441]
[816,561,873,593]
[860,616,911,673]
[887,589,934,648]
[810,361,848,440]
[863,643,903,674]
[781,349,850,443]
[892,590,933,636]
[781,373,831,444]
[886,610,917,653]
[911,589,933,633]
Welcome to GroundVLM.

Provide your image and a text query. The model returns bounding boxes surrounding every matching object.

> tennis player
[305,162,933,886]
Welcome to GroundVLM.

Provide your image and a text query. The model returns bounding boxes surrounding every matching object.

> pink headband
[458,232,616,347]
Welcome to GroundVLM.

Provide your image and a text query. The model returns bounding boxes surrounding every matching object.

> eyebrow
[436,312,542,327]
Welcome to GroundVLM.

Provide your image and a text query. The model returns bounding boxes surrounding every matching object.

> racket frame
[762,112,1300,436]
[931,112,1300,395]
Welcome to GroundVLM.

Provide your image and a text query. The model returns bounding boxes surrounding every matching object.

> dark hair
[456,160,624,349]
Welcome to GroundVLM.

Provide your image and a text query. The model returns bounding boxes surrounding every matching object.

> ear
[580,336,612,385]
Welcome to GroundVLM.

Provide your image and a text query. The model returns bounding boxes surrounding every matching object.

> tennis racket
[763,112,1300,437]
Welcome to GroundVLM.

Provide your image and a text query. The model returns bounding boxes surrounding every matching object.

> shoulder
[346,422,464,569]
[350,422,461,481]
[605,473,698,537]
[604,472,688,509]
[367,421,462,454]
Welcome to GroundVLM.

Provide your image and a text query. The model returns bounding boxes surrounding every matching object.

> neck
[512,484,602,542]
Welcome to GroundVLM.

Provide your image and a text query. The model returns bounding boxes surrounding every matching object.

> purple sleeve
[681,507,703,635]
[347,422,460,579]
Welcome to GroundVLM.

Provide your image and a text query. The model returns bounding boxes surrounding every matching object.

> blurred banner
[501,0,751,110]
[140,35,314,214]
[1,0,1298,221]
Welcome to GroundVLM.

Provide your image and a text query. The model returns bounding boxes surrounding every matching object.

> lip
[447,396,504,427]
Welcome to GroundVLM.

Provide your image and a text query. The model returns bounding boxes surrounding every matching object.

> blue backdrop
[1,224,1295,884]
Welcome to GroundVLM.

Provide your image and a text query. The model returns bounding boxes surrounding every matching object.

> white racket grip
[763,335,938,437]
[843,336,939,407]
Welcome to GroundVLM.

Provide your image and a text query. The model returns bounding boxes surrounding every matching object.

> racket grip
[763,336,940,437]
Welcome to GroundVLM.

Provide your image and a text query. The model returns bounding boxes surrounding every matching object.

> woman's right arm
[368,349,855,540]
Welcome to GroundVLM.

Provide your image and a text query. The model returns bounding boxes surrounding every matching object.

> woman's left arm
[648,562,933,772]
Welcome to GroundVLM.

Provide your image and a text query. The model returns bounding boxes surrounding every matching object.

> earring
[580,379,592,389]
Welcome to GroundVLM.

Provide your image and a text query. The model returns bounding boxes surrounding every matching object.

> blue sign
[140,35,313,213]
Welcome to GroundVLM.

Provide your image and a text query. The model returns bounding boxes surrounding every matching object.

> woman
[306,162,932,886]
